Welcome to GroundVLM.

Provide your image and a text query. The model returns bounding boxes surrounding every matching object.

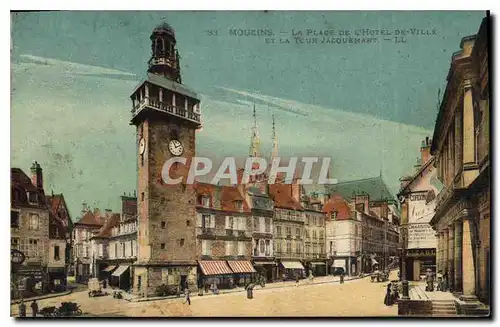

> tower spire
[271,114,278,161]
[249,104,260,157]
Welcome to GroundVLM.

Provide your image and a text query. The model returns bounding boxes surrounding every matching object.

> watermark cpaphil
[161,156,338,185]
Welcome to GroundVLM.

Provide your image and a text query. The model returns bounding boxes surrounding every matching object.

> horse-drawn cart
[370,270,389,283]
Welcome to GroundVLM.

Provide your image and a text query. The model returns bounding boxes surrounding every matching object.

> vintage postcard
[10,10,490,318]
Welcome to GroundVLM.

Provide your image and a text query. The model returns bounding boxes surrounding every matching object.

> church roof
[152,22,176,37]
[326,176,396,203]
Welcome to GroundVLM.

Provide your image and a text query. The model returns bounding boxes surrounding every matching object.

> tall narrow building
[129,22,201,297]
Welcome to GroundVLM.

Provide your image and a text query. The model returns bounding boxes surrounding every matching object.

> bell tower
[130,21,201,297]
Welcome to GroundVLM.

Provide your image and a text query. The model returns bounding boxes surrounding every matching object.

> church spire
[271,114,278,160]
[249,104,260,157]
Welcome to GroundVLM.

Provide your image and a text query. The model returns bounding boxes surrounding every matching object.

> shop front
[227,260,256,286]
[404,248,436,281]
[278,261,305,280]
[309,261,327,276]
[110,265,131,291]
[252,260,276,282]
[47,267,67,292]
[198,260,234,289]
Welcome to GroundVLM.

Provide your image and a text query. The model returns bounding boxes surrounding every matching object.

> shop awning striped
[111,265,130,277]
[198,260,233,276]
[227,261,256,274]
[102,265,117,272]
[280,261,305,270]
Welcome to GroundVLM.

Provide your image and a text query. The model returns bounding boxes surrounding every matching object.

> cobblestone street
[11,272,399,317]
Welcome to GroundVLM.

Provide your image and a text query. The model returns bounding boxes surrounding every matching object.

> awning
[198,260,233,276]
[253,261,277,266]
[227,261,256,274]
[280,261,305,270]
[102,265,117,272]
[311,262,326,266]
[111,265,130,277]
[371,258,379,266]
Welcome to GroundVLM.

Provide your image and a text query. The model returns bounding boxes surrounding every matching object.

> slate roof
[93,213,121,238]
[326,176,396,203]
[11,167,45,209]
[75,210,104,227]
[322,195,352,221]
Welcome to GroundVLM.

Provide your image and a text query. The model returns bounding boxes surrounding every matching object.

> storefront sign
[407,223,436,249]
[17,266,44,280]
[333,259,346,269]
[406,248,436,258]
[11,249,25,265]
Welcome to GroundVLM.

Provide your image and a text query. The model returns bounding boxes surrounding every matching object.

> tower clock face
[168,139,184,156]
[139,138,146,155]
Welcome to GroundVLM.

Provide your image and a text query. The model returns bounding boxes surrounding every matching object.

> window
[202,214,214,229]
[114,243,118,258]
[122,242,126,257]
[276,225,282,236]
[235,200,243,212]
[11,238,19,250]
[286,227,291,236]
[265,218,271,233]
[202,240,211,255]
[329,241,333,254]
[180,239,185,246]
[313,230,317,239]
[319,230,324,239]
[11,211,19,227]
[265,240,271,256]
[331,211,337,220]
[29,214,39,231]
[313,217,317,225]
[141,192,145,201]
[161,221,166,229]
[186,220,190,227]
[226,216,234,230]
[238,241,245,255]
[54,245,60,261]
[160,243,166,250]
[98,244,103,257]
[225,241,235,256]
[201,196,210,207]
[286,242,292,253]
[29,239,39,257]
[296,228,300,237]
[28,192,38,204]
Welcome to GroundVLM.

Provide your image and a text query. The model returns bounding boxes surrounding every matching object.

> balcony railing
[196,227,215,235]
[274,251,302,259]
[132,97,200,123]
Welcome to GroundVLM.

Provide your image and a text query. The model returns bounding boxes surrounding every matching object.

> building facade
[194,183,255,289]
[11,164,50,298]
[302,195,327,276]
[429,17,490,306]
[398,138,438,281]
[323,195,362,276]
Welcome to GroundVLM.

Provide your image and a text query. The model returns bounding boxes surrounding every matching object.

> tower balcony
[132,96,201,124]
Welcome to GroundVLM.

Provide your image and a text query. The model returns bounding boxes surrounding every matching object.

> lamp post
[401,226,409,300]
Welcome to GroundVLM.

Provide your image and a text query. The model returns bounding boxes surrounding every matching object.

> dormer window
[331,211,338,220]
[27,192,38,204]
[235,200,243,212]
[200,196,210,207]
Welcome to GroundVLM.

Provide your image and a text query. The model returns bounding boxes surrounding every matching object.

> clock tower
[130,21,201,297]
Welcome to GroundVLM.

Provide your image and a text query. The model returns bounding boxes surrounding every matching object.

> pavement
[409,281,457,301]
[10,272,400,317]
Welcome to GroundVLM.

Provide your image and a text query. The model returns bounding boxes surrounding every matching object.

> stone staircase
[431,300,457,317]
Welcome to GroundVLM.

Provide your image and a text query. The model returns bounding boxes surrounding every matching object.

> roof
[322,195,352,221]
[93,213,121,238]
[75,210,104,227]
[220,186,250,212]
[398,157,435,195]
[131,72,199,100]
[46,193,72,225]
[326,176,396,203]
[152,22,175,37]
[268,183,303,210]
[11,167,45,208]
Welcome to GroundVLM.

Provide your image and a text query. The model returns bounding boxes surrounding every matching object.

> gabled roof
[46,193,72,226]
[322,194,352,221]
[326,176,396,203]
[11,167,45,208]
[75,210,104,227]
[93,213,121,238]
[220,186,250,212]
[398,157,435,195]
[268,184,303,210]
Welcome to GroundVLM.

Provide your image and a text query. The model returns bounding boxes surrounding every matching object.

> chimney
[81,202,89,216]
[105,209,113,219]
[420,137,432,166]
[291,178,301,203]
[93,208,101,218]
[353,192,369,215]
[322,193,330,205]
[30,161,43,189]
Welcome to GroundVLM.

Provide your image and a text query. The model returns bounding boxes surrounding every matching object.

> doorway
[180,275,187,289]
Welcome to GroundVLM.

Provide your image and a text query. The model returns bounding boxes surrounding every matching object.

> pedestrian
[295,275,300,287]
[442,270,448,292]
[204,282,209,294]
[183,288,191,305]
[384,283,393,306]
[340,272,345,284]
[436,270,443,291]
[30,300,38,318]
[18,299,26,318]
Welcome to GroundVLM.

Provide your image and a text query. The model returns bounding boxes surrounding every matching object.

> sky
[10,11,485,219]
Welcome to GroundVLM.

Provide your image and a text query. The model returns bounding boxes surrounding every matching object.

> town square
[9,10,490,318]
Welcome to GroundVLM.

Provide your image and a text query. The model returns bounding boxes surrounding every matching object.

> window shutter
[202,240,207,255]
[225,241,230,255]
[225,216,229,229]
[197,213,202,227]
[210,215,215,228]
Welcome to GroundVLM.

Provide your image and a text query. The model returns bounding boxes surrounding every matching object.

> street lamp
[400,226,409,300]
